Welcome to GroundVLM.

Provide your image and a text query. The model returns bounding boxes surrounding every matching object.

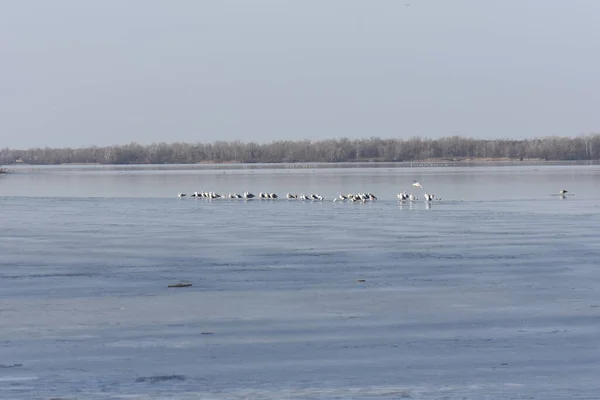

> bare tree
[1,134,599,165]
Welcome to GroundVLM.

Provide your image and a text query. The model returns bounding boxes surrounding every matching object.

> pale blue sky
[1,0,599,148]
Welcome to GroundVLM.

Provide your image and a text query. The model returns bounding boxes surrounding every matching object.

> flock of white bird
[178,182,571,202]
[394,180,439,202]
[177,181,445,203]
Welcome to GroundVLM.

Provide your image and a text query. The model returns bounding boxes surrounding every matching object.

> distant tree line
[1,135,600,165]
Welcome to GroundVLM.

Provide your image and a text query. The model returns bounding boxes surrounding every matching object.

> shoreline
[3,159,598,168]
[0,157,600,166]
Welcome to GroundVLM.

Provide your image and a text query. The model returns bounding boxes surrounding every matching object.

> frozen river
[1,164,599,399]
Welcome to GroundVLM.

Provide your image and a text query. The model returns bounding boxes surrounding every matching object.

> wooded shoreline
[2,135,599,165]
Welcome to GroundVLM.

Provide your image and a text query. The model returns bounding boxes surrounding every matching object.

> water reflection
[396,200,435,210]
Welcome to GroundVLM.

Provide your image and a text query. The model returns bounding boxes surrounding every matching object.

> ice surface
[1,165,600,399]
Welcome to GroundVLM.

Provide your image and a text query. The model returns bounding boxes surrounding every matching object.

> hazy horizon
[2,0,600,149]
[2,133,600,152]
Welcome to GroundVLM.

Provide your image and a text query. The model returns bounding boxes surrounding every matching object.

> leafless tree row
[1,135,599,165]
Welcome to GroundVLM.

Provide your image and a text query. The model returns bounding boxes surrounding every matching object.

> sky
[1,0,599,149]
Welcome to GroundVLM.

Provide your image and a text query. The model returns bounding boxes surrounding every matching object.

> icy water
[1,164,600,399]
